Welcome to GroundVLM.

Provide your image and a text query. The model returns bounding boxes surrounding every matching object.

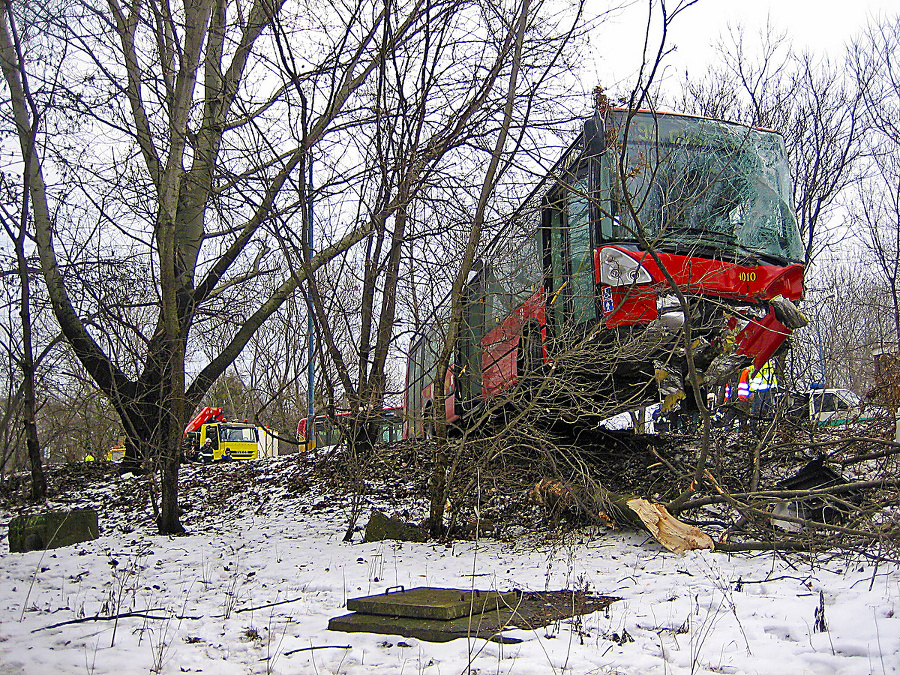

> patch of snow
[0,457,897,674]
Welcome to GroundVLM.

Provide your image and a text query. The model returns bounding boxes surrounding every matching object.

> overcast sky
[588,0,897,95]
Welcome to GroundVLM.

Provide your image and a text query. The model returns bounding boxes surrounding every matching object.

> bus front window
[607,111,804,264]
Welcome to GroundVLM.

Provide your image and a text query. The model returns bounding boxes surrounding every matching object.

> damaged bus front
[406,107,807,435]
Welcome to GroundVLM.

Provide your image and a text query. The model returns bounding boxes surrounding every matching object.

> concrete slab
[346,587,518,621]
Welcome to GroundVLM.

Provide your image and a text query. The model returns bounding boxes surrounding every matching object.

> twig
[730,574,805,585]
[750,418,778,492]
[280,645,352,657]
[33,611,201,632]
[235,596,305,614]
[648,446,682,477]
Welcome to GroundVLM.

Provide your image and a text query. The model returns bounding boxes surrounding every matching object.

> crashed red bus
[405,107,806,437]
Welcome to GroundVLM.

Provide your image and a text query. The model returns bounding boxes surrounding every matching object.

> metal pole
[815,320,826,387]
[306,153,315,448]
[814,293,835,388]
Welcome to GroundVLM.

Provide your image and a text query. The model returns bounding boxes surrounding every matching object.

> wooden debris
[528,478,578,512]
[624,498,714,554]
[530,479,714,554]
[528,478,615,527]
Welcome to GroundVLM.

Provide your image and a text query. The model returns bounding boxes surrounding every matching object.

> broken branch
[236,596,305,614]
[33,610,200,632]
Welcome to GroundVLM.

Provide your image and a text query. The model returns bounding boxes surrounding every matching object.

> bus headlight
[599,247,652,286]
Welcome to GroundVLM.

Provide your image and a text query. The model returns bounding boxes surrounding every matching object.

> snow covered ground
[1,457,898,675]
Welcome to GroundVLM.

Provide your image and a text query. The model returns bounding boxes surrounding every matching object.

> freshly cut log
[623,498,714,554]
[530,479,714,554]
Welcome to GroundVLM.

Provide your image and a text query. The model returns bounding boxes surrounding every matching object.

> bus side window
[315,421,327,447]
[544,159,595,332]
[599,150,634,243]
[544,193,569,338]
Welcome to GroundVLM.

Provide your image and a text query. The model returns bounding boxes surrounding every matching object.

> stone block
[8,509,99,552]
[363,508,427,543]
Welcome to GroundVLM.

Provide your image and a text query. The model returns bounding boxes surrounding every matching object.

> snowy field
[1,457,898,675]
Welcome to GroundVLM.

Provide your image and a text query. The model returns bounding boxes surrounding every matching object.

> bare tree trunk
[892,278,900,347]
[8,209,46,502]
[0,1,45,502]
[20,295,45,503]
[429,0,533,537]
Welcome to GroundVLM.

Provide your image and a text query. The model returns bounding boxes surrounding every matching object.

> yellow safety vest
[750,360,778,392]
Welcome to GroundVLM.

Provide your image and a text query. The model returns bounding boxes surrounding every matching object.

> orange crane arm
[184,407,226,435]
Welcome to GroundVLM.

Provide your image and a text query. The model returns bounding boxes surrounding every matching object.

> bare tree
[256,0,590,539]
[1,0,506,533]
[0,0,51,500]
[37,364,122,464]
[849,14,900,349]
[851,168,900,348]
[0,268,27,478]
[852,14,900,150]
[0,243,46,495]
[679,24,865,265]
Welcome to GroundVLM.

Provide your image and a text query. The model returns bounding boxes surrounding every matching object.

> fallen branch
[530,478,714,553]
[676,479,900,511]
[839,446,900,465]
[281,644,353,657]
[720,500,880,538]
[33,610,201,633]
[770,436,900,453]
[236,596,305,614]
[714,540,815,553]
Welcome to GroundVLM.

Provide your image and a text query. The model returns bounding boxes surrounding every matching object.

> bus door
[457,273,486,407]
[545,160,596,339]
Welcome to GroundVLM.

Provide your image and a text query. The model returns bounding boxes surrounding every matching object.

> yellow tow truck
[184,407,259,461]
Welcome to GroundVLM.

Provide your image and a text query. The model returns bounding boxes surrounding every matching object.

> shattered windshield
[607,111,804,263]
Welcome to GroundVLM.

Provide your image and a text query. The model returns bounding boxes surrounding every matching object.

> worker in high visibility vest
[717,370,751,431]
[751,360,778,392]
[201,438,214,463]
[737,368,752,401]
[749,359,778,428]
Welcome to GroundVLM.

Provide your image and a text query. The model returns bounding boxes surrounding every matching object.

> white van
[781,388,875,427]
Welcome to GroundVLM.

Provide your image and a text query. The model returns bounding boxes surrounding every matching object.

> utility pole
[306,153,315,447]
